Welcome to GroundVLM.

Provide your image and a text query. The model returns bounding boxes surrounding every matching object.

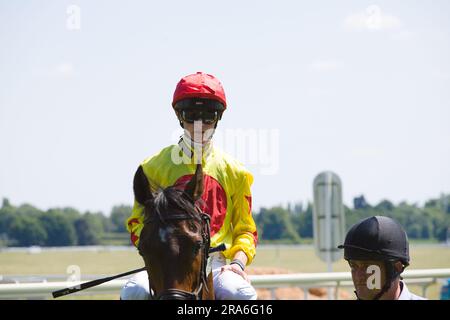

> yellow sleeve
[228,170,258,265]
[125,199,145,247]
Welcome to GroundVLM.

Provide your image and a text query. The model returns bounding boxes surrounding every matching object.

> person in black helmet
[338,216,426,300]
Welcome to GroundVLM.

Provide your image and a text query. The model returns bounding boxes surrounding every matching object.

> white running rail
[1,268,449,299]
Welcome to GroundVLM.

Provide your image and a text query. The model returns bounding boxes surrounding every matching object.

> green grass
[408,238,441,244]
[252,245,450,272]
[0,250,142,275]
[1,245,449,299]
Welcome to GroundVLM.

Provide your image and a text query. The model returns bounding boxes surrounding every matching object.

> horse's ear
[185,164,204,202]
[133,165,153,205]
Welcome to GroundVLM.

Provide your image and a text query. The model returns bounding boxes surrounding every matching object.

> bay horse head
[133,163,214,300]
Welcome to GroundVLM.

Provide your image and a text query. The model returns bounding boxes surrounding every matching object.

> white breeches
[120,253,257,300]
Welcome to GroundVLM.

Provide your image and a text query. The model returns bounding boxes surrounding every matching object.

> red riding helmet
[172,72,227,109]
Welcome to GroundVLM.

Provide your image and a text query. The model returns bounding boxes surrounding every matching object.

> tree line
[255,194,450,243]
[0,194,449,247]
[0,198,130,247]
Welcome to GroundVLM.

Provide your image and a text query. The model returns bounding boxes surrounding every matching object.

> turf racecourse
[1,244,448,300]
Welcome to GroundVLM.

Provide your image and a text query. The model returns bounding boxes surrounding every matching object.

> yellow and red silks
[126,140,258,265]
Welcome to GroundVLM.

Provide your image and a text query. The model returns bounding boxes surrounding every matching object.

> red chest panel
[174,174,227,236]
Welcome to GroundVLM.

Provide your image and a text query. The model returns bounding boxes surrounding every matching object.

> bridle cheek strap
[149,212,212,300]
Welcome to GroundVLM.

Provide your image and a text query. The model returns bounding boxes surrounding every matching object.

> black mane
[145,187,201,224]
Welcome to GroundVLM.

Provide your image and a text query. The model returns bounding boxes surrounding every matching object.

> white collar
[397,281,425,300]
[178,133,214,161]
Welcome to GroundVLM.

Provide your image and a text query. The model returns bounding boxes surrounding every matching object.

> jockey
[121,72,258,300]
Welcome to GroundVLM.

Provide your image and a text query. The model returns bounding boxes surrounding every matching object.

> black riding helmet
[338,216,410,300]
[338,216,410,265]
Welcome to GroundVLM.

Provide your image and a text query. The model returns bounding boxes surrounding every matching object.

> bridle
[145,209,213,300]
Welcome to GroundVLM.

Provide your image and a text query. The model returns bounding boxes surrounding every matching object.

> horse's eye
[188,222,198,233]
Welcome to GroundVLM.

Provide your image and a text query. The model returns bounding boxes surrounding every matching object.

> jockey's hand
[220,264,251,284]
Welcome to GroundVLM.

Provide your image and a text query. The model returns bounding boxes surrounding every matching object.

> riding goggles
[180,109,220,125]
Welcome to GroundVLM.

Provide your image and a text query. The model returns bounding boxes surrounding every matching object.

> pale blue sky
[1,1,449,215]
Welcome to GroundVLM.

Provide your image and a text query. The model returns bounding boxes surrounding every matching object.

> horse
[133,163,215,300]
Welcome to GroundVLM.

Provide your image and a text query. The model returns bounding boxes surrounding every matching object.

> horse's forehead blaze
[175,174,227,236]
[158,226,175,244]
